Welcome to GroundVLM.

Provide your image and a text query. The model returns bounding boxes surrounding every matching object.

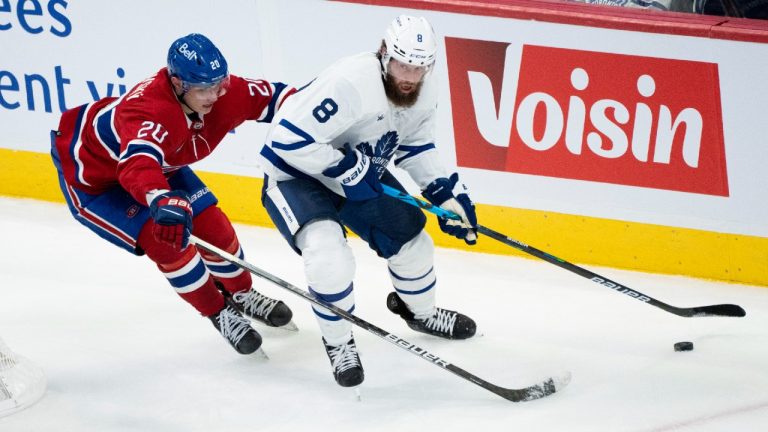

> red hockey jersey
[55,67,293,205]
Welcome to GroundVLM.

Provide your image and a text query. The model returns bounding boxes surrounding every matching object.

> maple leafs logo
[357,131,399,176]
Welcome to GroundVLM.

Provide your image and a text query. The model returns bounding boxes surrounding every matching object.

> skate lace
[421,308,458,336]
[232,290,278,319]
[216,306,252,345]
[327,341,361,374]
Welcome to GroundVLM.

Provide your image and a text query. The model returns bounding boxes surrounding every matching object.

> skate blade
[553,370,572,391]
[352,386,362,402]
[279,320,299,332]
[252,347,269,360]
[247,318,299,332]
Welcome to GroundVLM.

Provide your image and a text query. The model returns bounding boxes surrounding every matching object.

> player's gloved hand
[422,173,478,245]
[149,190,193,251]
[322,143,382,201]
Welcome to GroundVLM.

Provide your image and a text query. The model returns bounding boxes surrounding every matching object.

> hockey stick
[381,185,746,319]
[189,234,570,402]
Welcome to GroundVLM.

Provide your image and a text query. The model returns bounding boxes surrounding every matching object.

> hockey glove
[149,190,193,251]
[422,173,478,245]
[322,143,382,201]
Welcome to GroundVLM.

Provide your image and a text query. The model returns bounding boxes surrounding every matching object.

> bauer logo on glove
[323,143,382,201]
[340,154,368,185]
[149,190,194,251]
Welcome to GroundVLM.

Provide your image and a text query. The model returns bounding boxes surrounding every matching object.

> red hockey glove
[149,190,193,251]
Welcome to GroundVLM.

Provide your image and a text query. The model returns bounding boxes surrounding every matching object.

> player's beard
[383,74,423,108]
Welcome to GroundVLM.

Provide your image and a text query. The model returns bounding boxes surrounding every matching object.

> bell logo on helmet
[177,43,198,61]
[167,33,229,88]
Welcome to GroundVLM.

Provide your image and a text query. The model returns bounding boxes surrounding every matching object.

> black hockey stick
[189,234,570,402]
[381,185,746,319]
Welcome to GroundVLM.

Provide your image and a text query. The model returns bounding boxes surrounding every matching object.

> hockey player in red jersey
[51,33,296,355]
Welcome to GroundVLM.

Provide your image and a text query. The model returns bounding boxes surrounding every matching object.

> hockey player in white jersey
[259,16,478,388]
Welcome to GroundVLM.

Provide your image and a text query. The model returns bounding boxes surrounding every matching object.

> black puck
[674,341,694,352]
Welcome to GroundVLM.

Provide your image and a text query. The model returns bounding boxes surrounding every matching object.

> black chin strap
[175,90,199,118]
[171,74,197,116]
[187,111,201,122]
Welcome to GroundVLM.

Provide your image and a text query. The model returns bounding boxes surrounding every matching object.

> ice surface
[1,197,766,431]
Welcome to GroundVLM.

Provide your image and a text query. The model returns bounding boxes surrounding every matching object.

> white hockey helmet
[381,15,437,76]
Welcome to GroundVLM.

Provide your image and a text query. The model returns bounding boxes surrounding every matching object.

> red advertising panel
[446,38,729,196]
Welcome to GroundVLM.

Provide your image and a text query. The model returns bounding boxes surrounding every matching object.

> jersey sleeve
[393,110,448,190]
[227,74,296,124]
[115,106,180,205]
[266,76,363,177]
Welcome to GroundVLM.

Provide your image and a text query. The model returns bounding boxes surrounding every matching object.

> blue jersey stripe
[295,78,316,94]
[271,119,316,151]
[122,142,163,165]
[394,143,436,165]
[95,107,121,157]
[259,146,315,181]
[260,82,289,123]
[67,104,88,184]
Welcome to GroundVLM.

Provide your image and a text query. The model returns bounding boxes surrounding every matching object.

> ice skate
[209,299,263,355]
[228,287,297,331]
[387,292,476,340]
[323,336,364,388]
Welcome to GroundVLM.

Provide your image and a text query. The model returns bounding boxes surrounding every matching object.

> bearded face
[382,57,429,108]
[383,73,424,108]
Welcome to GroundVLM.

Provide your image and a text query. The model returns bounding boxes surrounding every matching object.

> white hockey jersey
[259,52,448,197]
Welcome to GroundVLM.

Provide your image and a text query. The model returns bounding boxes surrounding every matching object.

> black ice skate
[228,287,294,329]
[209,299,263,355]
[387,292,476,340]
[323,337,364,387]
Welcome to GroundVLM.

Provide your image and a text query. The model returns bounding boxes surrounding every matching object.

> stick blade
[497,371,571,402]
[690,304,746,317]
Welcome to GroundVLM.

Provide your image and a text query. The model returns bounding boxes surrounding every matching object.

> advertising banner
[447,40,728,197]
[2,0,767,283]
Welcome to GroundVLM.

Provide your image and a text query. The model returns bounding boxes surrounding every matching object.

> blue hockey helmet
[167,33,229,90]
